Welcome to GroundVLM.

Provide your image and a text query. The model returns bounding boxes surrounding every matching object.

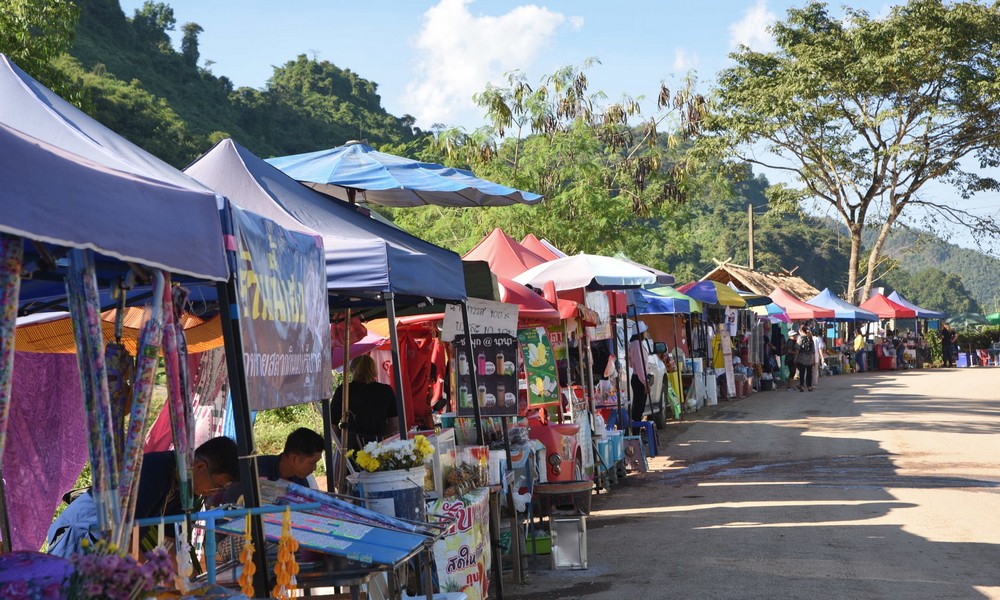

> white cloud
[729,0,777,52]
[405,0,578,129]
[672,48,699,73]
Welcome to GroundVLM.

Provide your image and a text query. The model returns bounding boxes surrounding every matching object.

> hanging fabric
[162,280,195,512]
[116,271,166,548]
[0,234,23,469]
[66,248,120,535]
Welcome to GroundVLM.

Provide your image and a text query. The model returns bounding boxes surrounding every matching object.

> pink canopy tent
[859,294,917,319]
[769,287,836,321]
[463,228,548,278]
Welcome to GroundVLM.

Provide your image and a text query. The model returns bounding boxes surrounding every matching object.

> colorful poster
[428,488,491,600]
[517,327,559,407]
[545,326,567,361]
[454,334,519,418]
[231,206,333,410]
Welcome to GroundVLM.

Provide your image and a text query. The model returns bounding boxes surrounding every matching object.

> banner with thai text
[441,297,518,342]
[454,333,518,418]
[232,205,332,410]
[428,487,491,600]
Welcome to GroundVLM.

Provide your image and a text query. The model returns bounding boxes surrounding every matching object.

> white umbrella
[513,253,657,291]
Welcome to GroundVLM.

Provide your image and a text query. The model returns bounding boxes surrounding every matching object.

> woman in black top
[332,354,400,451]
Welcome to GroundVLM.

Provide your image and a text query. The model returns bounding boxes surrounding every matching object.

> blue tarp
[807,288,879,322]
[0,54,228,286]
[887,291,945,319]
[185,139,466,302]
[266,141,542,208]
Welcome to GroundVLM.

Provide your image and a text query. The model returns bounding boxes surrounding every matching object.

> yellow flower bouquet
[349,435,434,473]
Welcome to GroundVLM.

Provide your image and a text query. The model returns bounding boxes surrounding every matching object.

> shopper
[853,330,867,372]
[940,324,956,367]
[785,331,799,390]
[795,326,816,391]
[332,354,399,451]
[628,321,651,423]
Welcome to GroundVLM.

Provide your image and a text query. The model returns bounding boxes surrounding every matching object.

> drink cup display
[496,384,507,405]
[477,384,486,405]
[496,353,505,375]
[477,353,487,376]
[459,385,469,406]
[458,353,469,375]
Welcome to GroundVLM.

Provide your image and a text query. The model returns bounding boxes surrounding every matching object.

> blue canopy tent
[185,139,469,442]
[0,55,290,587]
[807,289,879,322]
[887,291,945,319]
[266,140,542,208]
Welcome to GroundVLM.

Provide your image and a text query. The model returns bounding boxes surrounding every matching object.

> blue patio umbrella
[629,288,690,315]
[267,141,542,208]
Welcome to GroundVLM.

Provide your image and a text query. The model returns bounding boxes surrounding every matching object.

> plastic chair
[977,349,992,366]
[629,421,657,458]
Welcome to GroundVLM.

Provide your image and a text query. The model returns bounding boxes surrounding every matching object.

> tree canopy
[703,0,1000,304]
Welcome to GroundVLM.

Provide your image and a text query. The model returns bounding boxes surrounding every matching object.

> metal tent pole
[216,279,269,595]
[385,294,409,439]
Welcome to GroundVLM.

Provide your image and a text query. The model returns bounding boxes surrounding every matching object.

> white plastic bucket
[358,466,428,521]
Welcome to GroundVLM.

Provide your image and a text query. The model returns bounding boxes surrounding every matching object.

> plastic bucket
[358,466,428,522]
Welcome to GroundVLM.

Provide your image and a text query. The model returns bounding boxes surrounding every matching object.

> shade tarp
[463,228,548,279]
[859,294,917,319]
[769,287,836,320]
[647,286,702,313]
[185,139,466,302]
[267,141,542,207]
[946,312,988,328]
[887,291,945,319]
[677,280,747,307]
[513,254,657,291]
[0,54,227,283]
[808,288,879,322]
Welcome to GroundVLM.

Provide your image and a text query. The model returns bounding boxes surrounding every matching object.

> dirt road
[505,367,1000,600]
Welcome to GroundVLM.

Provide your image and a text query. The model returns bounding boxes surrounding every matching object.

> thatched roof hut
[701,261,821,301]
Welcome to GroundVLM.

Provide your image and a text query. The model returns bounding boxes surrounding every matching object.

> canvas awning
[463,228,548,279]
[859,294,917,319]
[769,287,836,320]
[808,289,879,322]
[887,291,945,319]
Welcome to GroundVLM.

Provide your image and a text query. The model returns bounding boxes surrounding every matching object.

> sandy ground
[502,366,1000,600]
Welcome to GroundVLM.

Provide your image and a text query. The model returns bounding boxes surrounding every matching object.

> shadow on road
[505,369,1000,600]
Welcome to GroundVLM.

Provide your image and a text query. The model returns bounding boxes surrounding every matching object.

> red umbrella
[859,294,917,319]
[769,287,836,320]
[497,275,560,325]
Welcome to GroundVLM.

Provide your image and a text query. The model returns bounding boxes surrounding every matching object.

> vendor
[46,436,240,557]
[222,427,324,503]
[627,321,650,424]
[332,354,399,451]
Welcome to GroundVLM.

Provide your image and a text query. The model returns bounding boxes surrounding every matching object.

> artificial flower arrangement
[67,538,175,600]
[348,435,435,473]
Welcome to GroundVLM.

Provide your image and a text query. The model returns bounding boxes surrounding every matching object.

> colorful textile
[7,352,87,550]
[66,249,119,535]
[0,234,23,469]
[145,348,229,452]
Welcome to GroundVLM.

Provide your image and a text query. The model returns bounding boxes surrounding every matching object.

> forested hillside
[7,0,997,313]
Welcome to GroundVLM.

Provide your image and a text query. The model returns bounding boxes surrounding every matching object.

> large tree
[408,61,711,265]
[0,0,79,100]
[702,0,1000,303]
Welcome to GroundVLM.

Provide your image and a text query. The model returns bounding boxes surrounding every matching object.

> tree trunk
[846,225,863,304]
[861,211,900,301]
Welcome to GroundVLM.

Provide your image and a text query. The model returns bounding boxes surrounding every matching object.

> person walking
[795,326,816,391]
[853,330,867,372]
[939,324,956,368]
[785,331,799,390]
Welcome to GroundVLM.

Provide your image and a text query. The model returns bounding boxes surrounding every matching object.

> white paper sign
[442,298,518,341]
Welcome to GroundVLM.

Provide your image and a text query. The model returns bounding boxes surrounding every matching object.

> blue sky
[117,0,999,252]
[120,0,893,131]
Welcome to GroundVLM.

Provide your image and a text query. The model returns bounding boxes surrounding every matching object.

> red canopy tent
[859,294,917,319]
[520,233,564,261]
[497,275,560,325]
[769,287,836,320]
[463,228,548,278]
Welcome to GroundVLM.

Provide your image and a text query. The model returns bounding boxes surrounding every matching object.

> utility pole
[748,204,755,270]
